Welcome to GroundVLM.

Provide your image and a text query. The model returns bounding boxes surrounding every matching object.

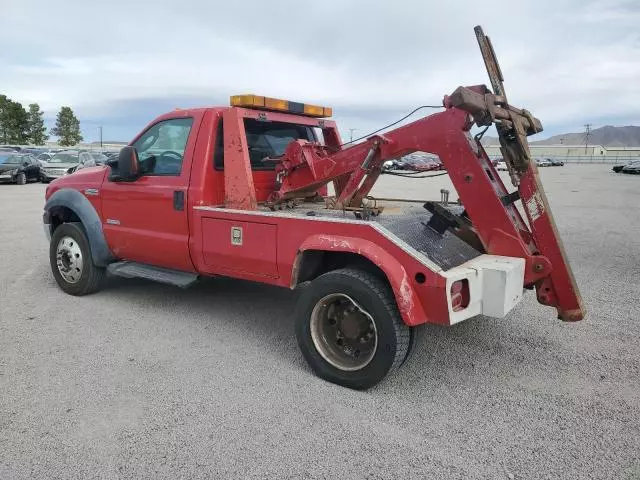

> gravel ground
[1,164,639,479]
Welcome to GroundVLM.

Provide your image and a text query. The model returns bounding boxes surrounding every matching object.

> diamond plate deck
[265,202,482,271]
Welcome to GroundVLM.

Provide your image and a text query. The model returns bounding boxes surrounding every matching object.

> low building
[483,144,640,162]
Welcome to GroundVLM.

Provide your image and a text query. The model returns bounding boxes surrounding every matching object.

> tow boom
[266,26,585,321]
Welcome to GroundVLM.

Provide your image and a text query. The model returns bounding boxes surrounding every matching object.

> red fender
[293,234,427,326]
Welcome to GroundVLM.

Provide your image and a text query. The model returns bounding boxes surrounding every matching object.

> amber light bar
[230,94,332,118]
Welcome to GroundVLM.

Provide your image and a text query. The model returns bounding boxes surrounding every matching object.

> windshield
[0,154,19,165]
[49,152,79,164]
[89,153,108,162]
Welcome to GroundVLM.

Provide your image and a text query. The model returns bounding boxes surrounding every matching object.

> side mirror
[108,146,141,182]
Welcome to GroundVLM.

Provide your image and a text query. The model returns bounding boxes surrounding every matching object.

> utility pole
[348,128,358,142]
[98,126,103,152]
[583,123,592,154]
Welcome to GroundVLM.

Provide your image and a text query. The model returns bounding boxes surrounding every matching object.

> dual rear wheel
[295,268,418,390]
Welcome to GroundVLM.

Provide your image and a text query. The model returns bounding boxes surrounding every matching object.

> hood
[46,165,108,198]
[0,163,21,173]
[42,162,79,169]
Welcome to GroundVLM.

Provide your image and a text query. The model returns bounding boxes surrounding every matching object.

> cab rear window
[214,119,317,170]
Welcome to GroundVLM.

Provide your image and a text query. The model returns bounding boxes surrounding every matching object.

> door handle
[173,191,185,211]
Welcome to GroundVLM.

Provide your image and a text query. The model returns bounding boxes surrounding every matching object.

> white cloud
[1,0,639,139]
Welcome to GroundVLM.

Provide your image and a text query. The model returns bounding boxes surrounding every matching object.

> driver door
[100,115,199,271]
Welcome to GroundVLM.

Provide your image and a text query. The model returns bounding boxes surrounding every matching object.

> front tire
[16,172,26,185]
[50,223,105,296]
[295,268,410,390]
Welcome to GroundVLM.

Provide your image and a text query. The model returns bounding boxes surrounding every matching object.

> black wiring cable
[340,104,443,146]
[474,125,490,143]
[382,170,449,179]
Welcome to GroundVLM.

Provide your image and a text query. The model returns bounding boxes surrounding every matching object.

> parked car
[547,158,564,166]
[621,160,640,174]
[36,152,54,164]
[536,158,552,167]
[40,150,81,182]
[382,160,397,171]
[613,160,640,174]
[103,150,121,159]
[496,161,508,171]
[0,152,41,185]
[406,157,443,172]
[21,147,47,156]
[382,159,408,171]
[72,152,109,173]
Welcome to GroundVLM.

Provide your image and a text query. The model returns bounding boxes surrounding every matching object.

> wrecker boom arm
[266,26,585,322]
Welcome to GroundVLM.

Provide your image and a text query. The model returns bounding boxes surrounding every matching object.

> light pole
[98,126,103,152]
[348,128,358,142]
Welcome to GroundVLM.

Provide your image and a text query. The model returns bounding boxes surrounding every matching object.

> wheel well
[294,250,389,287]
[49,206,82,233]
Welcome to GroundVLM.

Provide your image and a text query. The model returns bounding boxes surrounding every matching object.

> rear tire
[16,172,26,185]
[50,223,105,296]
[402,324,425,366]
[295,267,410,390]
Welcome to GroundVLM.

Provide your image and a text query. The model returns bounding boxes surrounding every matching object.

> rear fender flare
[293,234,426,326]
[44,188,115,267]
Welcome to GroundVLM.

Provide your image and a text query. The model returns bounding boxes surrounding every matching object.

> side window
[133,117,193,176]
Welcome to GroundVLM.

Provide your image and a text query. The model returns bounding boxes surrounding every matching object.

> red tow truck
[43,27,585,389]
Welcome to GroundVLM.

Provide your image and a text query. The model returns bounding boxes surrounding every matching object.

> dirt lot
[1,164,639,479]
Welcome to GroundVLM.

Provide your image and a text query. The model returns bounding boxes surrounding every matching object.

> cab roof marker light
[230,94,332,118]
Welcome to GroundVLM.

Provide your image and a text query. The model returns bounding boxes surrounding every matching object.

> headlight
[4,169,18,176]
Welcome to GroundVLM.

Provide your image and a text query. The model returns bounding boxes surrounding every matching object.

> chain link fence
[488,155,639,165]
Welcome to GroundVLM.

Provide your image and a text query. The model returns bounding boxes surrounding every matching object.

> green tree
[51,106,83,146]
[0,95,29,144]
[27,103,49,145]
[0,95,8,143]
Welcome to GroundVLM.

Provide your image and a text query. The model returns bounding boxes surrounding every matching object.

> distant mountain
[481,125,640,147]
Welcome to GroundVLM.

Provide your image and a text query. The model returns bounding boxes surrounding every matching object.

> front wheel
[16,172,26,185]
[49,223,105,296]
[295,268,411,390]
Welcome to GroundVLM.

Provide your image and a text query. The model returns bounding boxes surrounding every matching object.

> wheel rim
[310,293,378,371]
[56,236,84,284]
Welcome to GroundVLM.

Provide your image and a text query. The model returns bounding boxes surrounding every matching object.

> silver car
[40,151,108,181]
[40,151,81,182]
[73,152,108,173]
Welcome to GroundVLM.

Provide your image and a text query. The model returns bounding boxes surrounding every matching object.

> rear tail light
[451,279,470,311]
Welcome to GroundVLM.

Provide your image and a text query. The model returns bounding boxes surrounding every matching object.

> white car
[536,158,552,167]
[496,161,508,171]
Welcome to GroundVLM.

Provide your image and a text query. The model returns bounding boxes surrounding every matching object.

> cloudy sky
[1,0,639,143]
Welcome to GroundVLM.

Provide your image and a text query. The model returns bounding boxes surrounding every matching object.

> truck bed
[256,201,482,271]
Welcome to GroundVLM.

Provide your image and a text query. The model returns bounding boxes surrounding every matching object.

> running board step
[107,261,198,288]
